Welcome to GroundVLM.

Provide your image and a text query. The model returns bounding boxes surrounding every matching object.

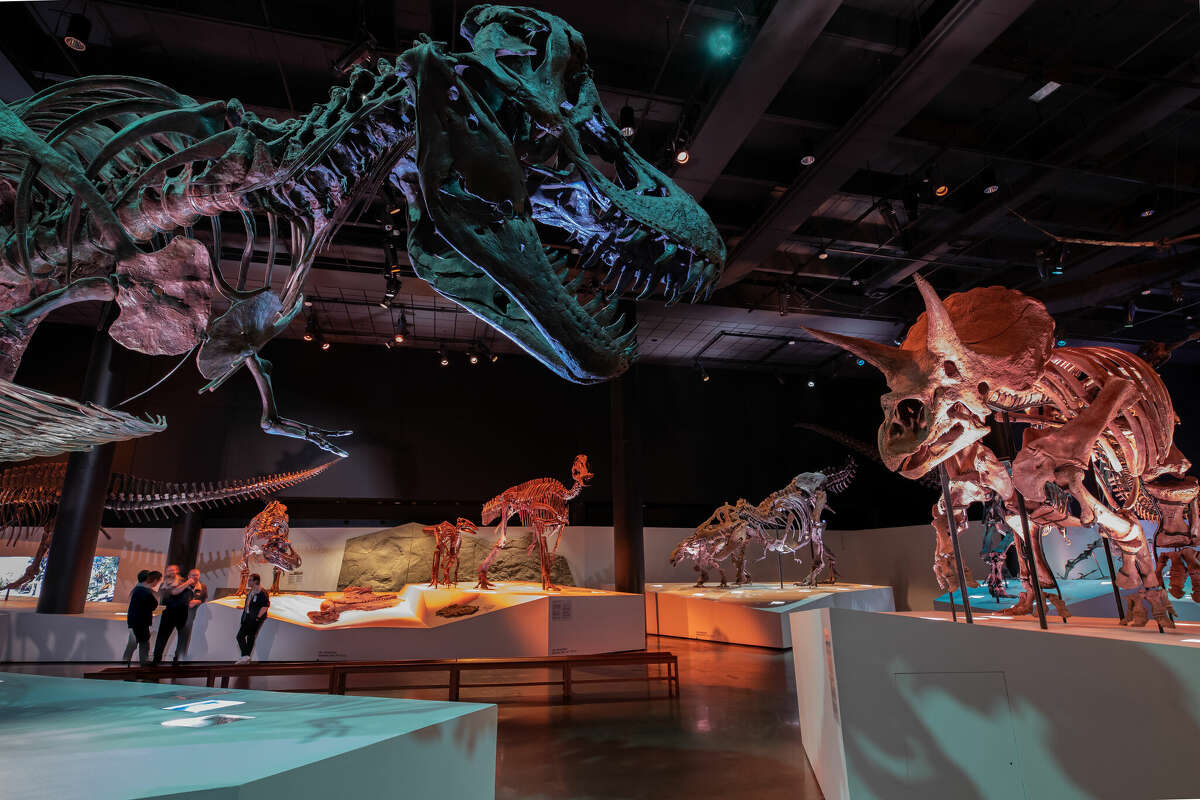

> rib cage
[0,459,336,540]
[483,477,572,528]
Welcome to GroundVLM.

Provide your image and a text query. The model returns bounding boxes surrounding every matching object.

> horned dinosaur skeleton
[0,459,333,592]
[236,500,299,595]
[477,454,591,591]
[671,462,857,588]
[0,6,724,461]
[807,275,1198,627]
[423,517,478,588]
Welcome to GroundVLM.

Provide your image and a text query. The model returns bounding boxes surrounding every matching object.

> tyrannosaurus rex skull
[399,5,725,383]
[806,276,1054,479]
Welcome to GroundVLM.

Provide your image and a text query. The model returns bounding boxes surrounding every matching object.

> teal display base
[0,672,497,800]
[934,577,1200,620]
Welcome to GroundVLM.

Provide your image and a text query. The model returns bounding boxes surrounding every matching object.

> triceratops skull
[806,276,1054,479]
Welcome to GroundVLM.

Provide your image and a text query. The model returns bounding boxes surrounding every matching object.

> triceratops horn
[802,327,909,382]
[913,274,963,357]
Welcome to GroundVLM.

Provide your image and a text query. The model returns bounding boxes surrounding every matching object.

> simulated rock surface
[336,523,574,590]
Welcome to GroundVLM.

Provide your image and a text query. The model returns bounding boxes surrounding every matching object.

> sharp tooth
[583,295,604,314]
[614,267,636,294]
[655,242,677,265]
[566,270,588,294]
[596,296,621,325]
[604,313,626,336]
[636,270,657,300]
[613,325,638,349]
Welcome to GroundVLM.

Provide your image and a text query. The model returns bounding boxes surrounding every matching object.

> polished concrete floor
[5,635,824,799]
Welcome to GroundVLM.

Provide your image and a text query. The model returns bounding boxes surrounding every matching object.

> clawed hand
[263,416,353,457]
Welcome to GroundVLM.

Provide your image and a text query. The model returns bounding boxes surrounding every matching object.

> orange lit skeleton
[237,500,300,594]
[477,455,592,591]
[423,518,478,587]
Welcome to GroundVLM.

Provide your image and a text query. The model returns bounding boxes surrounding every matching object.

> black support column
[37,310,119,614]
[167,512,203,574]
[610,301,644,594]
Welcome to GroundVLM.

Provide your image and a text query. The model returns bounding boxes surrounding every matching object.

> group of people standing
[122,564,270,665]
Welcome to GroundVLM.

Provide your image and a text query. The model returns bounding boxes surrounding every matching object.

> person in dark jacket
[235,573,270,663]
[174,568,208,662]
[152,564,197,665]
[122,570,161,666]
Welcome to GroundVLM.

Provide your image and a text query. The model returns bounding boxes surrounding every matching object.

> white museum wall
[2,519,1095,611]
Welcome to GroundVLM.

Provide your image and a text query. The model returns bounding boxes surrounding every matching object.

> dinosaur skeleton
[0,459,333,592]
[0,6,724,461]
[671,462,856,588]
[477,454,591,591]
[423,517,478,588]
[807,275,1198,628]
[236,500,299,595]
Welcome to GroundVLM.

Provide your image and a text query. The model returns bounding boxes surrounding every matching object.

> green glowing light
[708,27,735,58]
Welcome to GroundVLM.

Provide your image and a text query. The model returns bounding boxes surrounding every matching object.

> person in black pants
[174,568,208,662]
[152,564,196,665]
[122,570,161,666]
[235,573,270,663]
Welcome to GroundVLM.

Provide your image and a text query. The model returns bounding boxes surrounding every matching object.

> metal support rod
[937,463,973,623]
[610,300,644,594]
[948,590,957,622]
[1100,536,1126,621]
[999,413,1049,630]
[37,306,119,614]
[777,552,784,589]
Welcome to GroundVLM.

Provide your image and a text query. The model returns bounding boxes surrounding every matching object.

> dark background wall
[23,311,1200,531]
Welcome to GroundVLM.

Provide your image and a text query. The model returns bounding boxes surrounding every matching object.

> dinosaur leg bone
[245,356,352,458]
[476,506,512,590]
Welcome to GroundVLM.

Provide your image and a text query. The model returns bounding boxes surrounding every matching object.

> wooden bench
[83,651,680,702]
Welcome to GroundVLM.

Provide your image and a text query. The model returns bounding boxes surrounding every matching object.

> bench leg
[449,667,460,702]
[328,671,340,695]
[562,663,572,702]
[220,676,230,688]
[205,674,215,688]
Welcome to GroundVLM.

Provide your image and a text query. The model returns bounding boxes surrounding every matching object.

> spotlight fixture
[490,353,499,363]
[902,184,921,219]
[319,334,331,351]
[1125,301,1137,327]
[303,299,313,308]
[674,148,690,165]
[619,105,636,138]
[321,341,331,351]
[1056,339,1066,347]
[878,200,902,237]
[439,348,449,366]
[816,249,829,261]
[1172,281,1185,305]
[468,349,479,365]
[393,310,410,344]
[393,332,405,344]
[855,358,866,367]
[799,139,816,167]
[981,167,999,195]
[63,13,91,52]
[303,315,316,343]
[787,338,797,346]
[934,182,950,198]
[1135,193,1157,218]
[806,378,816,388]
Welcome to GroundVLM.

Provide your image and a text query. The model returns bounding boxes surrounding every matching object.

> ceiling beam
[864,52,1200,291]
[672,0,842,201]
[718,0,1037,289]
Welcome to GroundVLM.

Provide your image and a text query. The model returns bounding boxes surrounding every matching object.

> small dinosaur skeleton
[0,6,724,461]
[808,275,1198,627]
[236,500,299,595]
[477,454,591,591]
[671,461,856,588]
[423,517,478,588]
[0,460,333,592]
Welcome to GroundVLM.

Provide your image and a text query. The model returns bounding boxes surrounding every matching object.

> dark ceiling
[5,0,1200,374]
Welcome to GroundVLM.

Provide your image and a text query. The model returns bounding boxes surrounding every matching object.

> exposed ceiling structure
[5,0,1200,376]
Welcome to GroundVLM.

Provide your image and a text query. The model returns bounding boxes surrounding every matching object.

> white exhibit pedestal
[645,582,894,648]
[791,608,1200,800]
[0,582,645,662]
[0,671,497,800]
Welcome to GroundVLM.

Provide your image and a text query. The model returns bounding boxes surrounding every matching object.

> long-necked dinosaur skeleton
[0,6,724,462]
[477,454,591,591]
[807,275,1199,627]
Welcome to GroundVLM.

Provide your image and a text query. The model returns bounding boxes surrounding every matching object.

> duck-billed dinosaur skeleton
[0,459,333,592]
[0,5,724,462]
[477,454,591,591]
[670,462,857,588]
[807,275,1199,628]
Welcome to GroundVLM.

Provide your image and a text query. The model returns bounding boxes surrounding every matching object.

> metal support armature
[937,462,973,623]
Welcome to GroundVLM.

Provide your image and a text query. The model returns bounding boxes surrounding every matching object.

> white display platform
[0,671,496,800]
[792,608,1200,800]
[645,582,894,648]
[0,582,645,662]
